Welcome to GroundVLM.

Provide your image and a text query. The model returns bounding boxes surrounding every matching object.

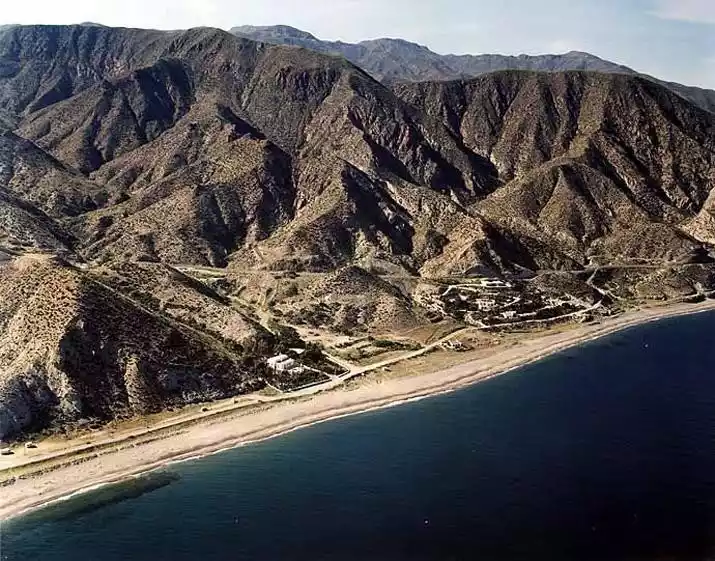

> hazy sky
[2,0,714,88]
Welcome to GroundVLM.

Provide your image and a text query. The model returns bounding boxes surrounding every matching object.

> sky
[1,0,714,89]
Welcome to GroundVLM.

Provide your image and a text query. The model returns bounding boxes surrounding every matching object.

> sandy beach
[2,299,714,522]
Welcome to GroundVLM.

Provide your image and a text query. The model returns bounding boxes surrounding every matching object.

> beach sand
[2,299,714,522]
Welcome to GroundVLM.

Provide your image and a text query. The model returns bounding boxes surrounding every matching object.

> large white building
[267,354,297,372]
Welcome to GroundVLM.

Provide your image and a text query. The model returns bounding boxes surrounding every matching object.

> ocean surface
[3,312,715,561]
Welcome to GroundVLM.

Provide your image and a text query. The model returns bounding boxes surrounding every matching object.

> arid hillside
[0,24,714,438]
[0,256,270,438]
[1,25,713,277]
[395,71,715,273]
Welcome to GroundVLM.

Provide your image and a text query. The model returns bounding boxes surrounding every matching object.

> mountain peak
[358,37,431,49]
[231,24,319,42]
[564,50,596,56]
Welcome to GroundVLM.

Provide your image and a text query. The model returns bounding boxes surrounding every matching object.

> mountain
[0,24,714,438]
[0,24,497,270]
[395,71,715,272]
[0,129,97,254]
[0,255,269,437]
[230,25,715,114]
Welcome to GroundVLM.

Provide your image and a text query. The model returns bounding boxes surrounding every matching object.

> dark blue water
[4,312,715,561]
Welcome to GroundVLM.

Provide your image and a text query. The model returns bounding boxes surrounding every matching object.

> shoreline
[2,299,715,523]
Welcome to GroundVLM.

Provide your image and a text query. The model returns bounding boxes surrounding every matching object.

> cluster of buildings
[420,277,596,330]
[266,354,307,376]
[441,280,519,316]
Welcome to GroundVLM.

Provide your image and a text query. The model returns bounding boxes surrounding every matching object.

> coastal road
[325,327,472,381]
[0,326,470,473]
[256,326,473,404]
[6,298,715,484]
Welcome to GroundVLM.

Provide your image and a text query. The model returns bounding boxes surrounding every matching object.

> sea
[3,311,715,561]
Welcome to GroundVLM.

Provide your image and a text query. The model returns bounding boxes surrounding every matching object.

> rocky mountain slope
[0,255,268,438]
[230,25,715,114]
[396,71,715,272]
[0,24,714,438]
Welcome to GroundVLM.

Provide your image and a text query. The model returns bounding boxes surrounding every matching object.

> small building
[442,340,468,352]
[278,358,297,372]
[501,310,517,320]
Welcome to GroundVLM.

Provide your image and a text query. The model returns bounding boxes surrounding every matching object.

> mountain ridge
[230,24,715,114]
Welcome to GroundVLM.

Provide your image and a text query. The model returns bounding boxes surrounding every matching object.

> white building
[267,354,297,372]
[266,354,289,368]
